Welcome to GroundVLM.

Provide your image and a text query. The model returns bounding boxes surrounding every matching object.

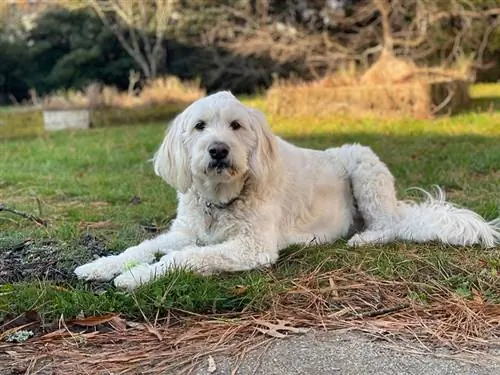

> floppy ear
[153,112,192,193]
[248,108,278,183]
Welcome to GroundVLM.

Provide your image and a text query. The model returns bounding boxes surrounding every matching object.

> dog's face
[154,92,276,194]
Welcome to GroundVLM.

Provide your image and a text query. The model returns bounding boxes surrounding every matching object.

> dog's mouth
[207,160,237,176]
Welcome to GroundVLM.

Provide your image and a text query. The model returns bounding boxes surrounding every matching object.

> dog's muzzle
[208,142,231,171]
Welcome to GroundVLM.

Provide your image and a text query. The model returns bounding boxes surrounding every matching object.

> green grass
[0,84,499,324]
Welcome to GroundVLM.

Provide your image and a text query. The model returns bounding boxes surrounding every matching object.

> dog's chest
[195,203,239,246]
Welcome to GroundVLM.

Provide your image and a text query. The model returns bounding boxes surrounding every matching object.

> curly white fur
[74,91,500,290]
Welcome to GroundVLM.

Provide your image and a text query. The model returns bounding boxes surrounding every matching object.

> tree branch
[0,203,46,227]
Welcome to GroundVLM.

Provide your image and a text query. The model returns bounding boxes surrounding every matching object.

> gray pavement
[1,330,498,374]
[192,330,500,375]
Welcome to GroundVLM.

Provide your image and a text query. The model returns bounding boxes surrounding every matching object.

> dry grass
[39,76,205,110]
[267,52,472,119]
[2,270,498,374]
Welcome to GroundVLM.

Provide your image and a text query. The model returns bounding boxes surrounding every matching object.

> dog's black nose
[208,142,230,160]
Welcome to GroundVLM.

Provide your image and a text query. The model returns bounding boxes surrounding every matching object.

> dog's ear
[153,112,192,193]
[248,108,278,183]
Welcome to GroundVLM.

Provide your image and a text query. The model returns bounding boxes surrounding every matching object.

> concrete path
[1,330,498,374]
[191,331,500,375]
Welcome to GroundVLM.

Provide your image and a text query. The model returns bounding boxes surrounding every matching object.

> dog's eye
[230,120,242,130]
[194,120,206,131]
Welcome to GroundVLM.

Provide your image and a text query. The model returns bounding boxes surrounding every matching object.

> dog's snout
[208,142,230,160]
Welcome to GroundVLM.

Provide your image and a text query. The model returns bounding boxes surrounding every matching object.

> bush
[28,7,137,95]
[0,39,34,104]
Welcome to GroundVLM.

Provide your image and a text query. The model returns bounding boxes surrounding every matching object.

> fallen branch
[0,203,47,227]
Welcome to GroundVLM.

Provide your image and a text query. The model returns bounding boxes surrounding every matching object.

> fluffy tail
[396,187,500,248]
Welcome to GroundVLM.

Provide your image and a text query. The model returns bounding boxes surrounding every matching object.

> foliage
[0,38,34,104]
[28,7,136,95]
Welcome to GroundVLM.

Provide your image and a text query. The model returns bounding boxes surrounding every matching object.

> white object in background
[43,109,90,131]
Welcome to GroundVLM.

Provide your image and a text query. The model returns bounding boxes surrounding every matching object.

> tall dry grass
[39,76,205,111]
[267,52,472,119]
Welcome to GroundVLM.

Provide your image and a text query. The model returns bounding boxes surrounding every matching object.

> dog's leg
[332,144,401,246]
[113,236,278,290]
[75,225,196,281]
[334,144,500,248]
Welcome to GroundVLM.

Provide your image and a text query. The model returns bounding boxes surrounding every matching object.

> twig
[0,203,47,227]
[355,303,411,318]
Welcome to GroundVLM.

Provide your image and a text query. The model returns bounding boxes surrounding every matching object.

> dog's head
[153,91,277,194]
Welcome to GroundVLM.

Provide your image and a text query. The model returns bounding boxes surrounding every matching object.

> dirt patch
[0,234,112,284]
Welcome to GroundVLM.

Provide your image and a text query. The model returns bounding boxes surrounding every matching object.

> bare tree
[256,1,497,74]
[108,0,498,90]
[88,0,178,79]
[374,0,500,62]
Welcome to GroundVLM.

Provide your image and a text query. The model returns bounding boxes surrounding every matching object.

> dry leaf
[254,319,309,338]
[207,355,217,373]
[69,314,119,327]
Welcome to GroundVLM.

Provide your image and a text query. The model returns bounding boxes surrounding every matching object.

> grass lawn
[0,85,499,346]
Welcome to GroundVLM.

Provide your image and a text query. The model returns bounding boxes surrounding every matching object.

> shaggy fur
[75,92,500,290]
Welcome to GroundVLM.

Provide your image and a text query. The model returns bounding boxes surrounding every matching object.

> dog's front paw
[114,264,158,290]
[74,256,123,281]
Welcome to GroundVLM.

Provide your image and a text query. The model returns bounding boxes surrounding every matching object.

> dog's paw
[347,233,367,247]
[113,264,157,290]
[347,230,394,247]
[74,256,123,281]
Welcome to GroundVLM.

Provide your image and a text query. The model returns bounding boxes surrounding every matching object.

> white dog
[75,91,500,290]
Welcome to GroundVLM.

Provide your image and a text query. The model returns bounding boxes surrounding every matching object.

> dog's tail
[396,187,499,248]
